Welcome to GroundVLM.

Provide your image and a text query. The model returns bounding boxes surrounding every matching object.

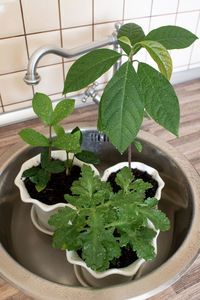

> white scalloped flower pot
[14,150,99,233]
[66,161,164,283]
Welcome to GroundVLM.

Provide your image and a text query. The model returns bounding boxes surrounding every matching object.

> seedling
[49,165,170,271]
[63,23,198,167]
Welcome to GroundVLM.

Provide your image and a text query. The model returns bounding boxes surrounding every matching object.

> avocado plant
[19,92,99,191]
[49,164,170,272]
[62,23,198,167]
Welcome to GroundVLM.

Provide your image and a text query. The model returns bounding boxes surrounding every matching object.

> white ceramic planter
[14,150,99,233]
[101,161,165,200]
[66,161,164,283]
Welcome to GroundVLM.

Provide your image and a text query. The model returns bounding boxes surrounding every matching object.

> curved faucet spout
[24,34,117,85]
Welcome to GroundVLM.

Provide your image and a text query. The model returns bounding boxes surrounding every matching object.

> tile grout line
[187,10,200,69]
[122,0,126,24]
[19,0,34,97]
[58,0,65,86]
[145,0,154,62]
[174,0,180,24]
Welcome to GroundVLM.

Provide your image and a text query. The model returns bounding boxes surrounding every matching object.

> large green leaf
[32,93,53,126]
[98,61,144,153]
[18,129,50,146]
[117,23,145,55]
[138,62,180,136]
[137,40,172,80]
[63,49,121,94]
[145,25,198,49]
[75,150,100,164]
[52,130,81,153]
[52,99,75,125]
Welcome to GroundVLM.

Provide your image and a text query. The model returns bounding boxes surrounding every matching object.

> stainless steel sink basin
[0,128,200,300]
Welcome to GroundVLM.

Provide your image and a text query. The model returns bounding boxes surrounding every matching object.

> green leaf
[138,63,180,136]
[41,147,49,169]
[53,124,65,136]
[63,49,121,94]
[18,129,50,146]
[145,25,198,50]
[134,140,142,152]
[32,93,53,126]
[46,160,65,173]
[140,208,170,231]
[71,127,83,144]
[52,99,75,125]
[117,23,145,55]
[98,61,144,153]
[22,167,39,178]
[115,167,134,192]
[118,36,132,47]
[144,197,158,208]
[136,40,172,80]
[75,150,100,164]
[52,130,81,153]
[30,169,49,191]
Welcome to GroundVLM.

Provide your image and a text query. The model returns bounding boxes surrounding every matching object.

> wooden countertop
[0,79,200,300]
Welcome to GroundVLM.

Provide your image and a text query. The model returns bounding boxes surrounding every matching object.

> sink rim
[0,127,200,300]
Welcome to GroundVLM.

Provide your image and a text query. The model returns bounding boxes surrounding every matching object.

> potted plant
[14,92,100,232]
[49,164,169,283]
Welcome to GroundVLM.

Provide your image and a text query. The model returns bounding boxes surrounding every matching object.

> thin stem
[49,126,52,161]
[128,143,132,169]
[70,154,75,172]
[66,151,69,175]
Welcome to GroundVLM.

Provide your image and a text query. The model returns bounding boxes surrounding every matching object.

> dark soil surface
[109,245,138,269]
[107,168,158,199]
[24,165,81,205]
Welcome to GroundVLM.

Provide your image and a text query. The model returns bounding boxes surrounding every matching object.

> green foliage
[63,49,122,94]
[137,63,180,136]
[98,61,144,153]
[49,165,170,271]
[145,25,198,49]
[133,140,142,152]
[75,150,100,164]
[18,129,50,146]
[22,147,65,191]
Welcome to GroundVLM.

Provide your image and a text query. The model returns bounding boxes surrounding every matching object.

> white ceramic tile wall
[0,0,199,116]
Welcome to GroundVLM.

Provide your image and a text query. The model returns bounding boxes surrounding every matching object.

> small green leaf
[141,208,170,231]
[145,25,198,49]
[115,167,134,192]
[71,127,83,144]
[117,23,145,55]
[22,167,39,178]
[118,36,132,47]
[52,99,75,125]
[144,197,158,208]
[138,62,180,136]
[53,124,65,136]
[63,49,121,94]
[98,61,144,153]
[30,169,49,191]
[75,150,100,164]
[18,129,50,146]
[32,93,53,126]
[46,160,65,173]
[52,130,81,153]
[134,140,142,152]
[41,147,49,169]
[136,40,172,80]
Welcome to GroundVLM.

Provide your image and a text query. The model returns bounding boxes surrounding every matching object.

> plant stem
[49,126,52,161]
[70,154,75,172]
[128,143,132,169]
[66,151,69,175]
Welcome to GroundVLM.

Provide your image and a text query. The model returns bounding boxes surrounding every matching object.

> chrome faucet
[24,23,122,86]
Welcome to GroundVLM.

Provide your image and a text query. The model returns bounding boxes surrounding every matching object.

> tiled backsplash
[0,0,199,115]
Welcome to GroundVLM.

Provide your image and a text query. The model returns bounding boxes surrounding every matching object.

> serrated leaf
[63,49,121,94]
[134,140,142,152]
[75,150,100,164]
[41,147,49,169]
[52,130,81,153]
[49,206,77,228]
[52,99,75,125]
[144,197,158,208]
[98,61,144,153]
[115,167,134,192]
[22,167,39,178]
[46,160,65,174]
[32,93,53,126]
[53,124,65,136]
[145,25,198,49]
[117,23,145,55]
[138,62,180,136]
[18,129,50,146]
[140,208,170,231]
[137,40,172,80]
